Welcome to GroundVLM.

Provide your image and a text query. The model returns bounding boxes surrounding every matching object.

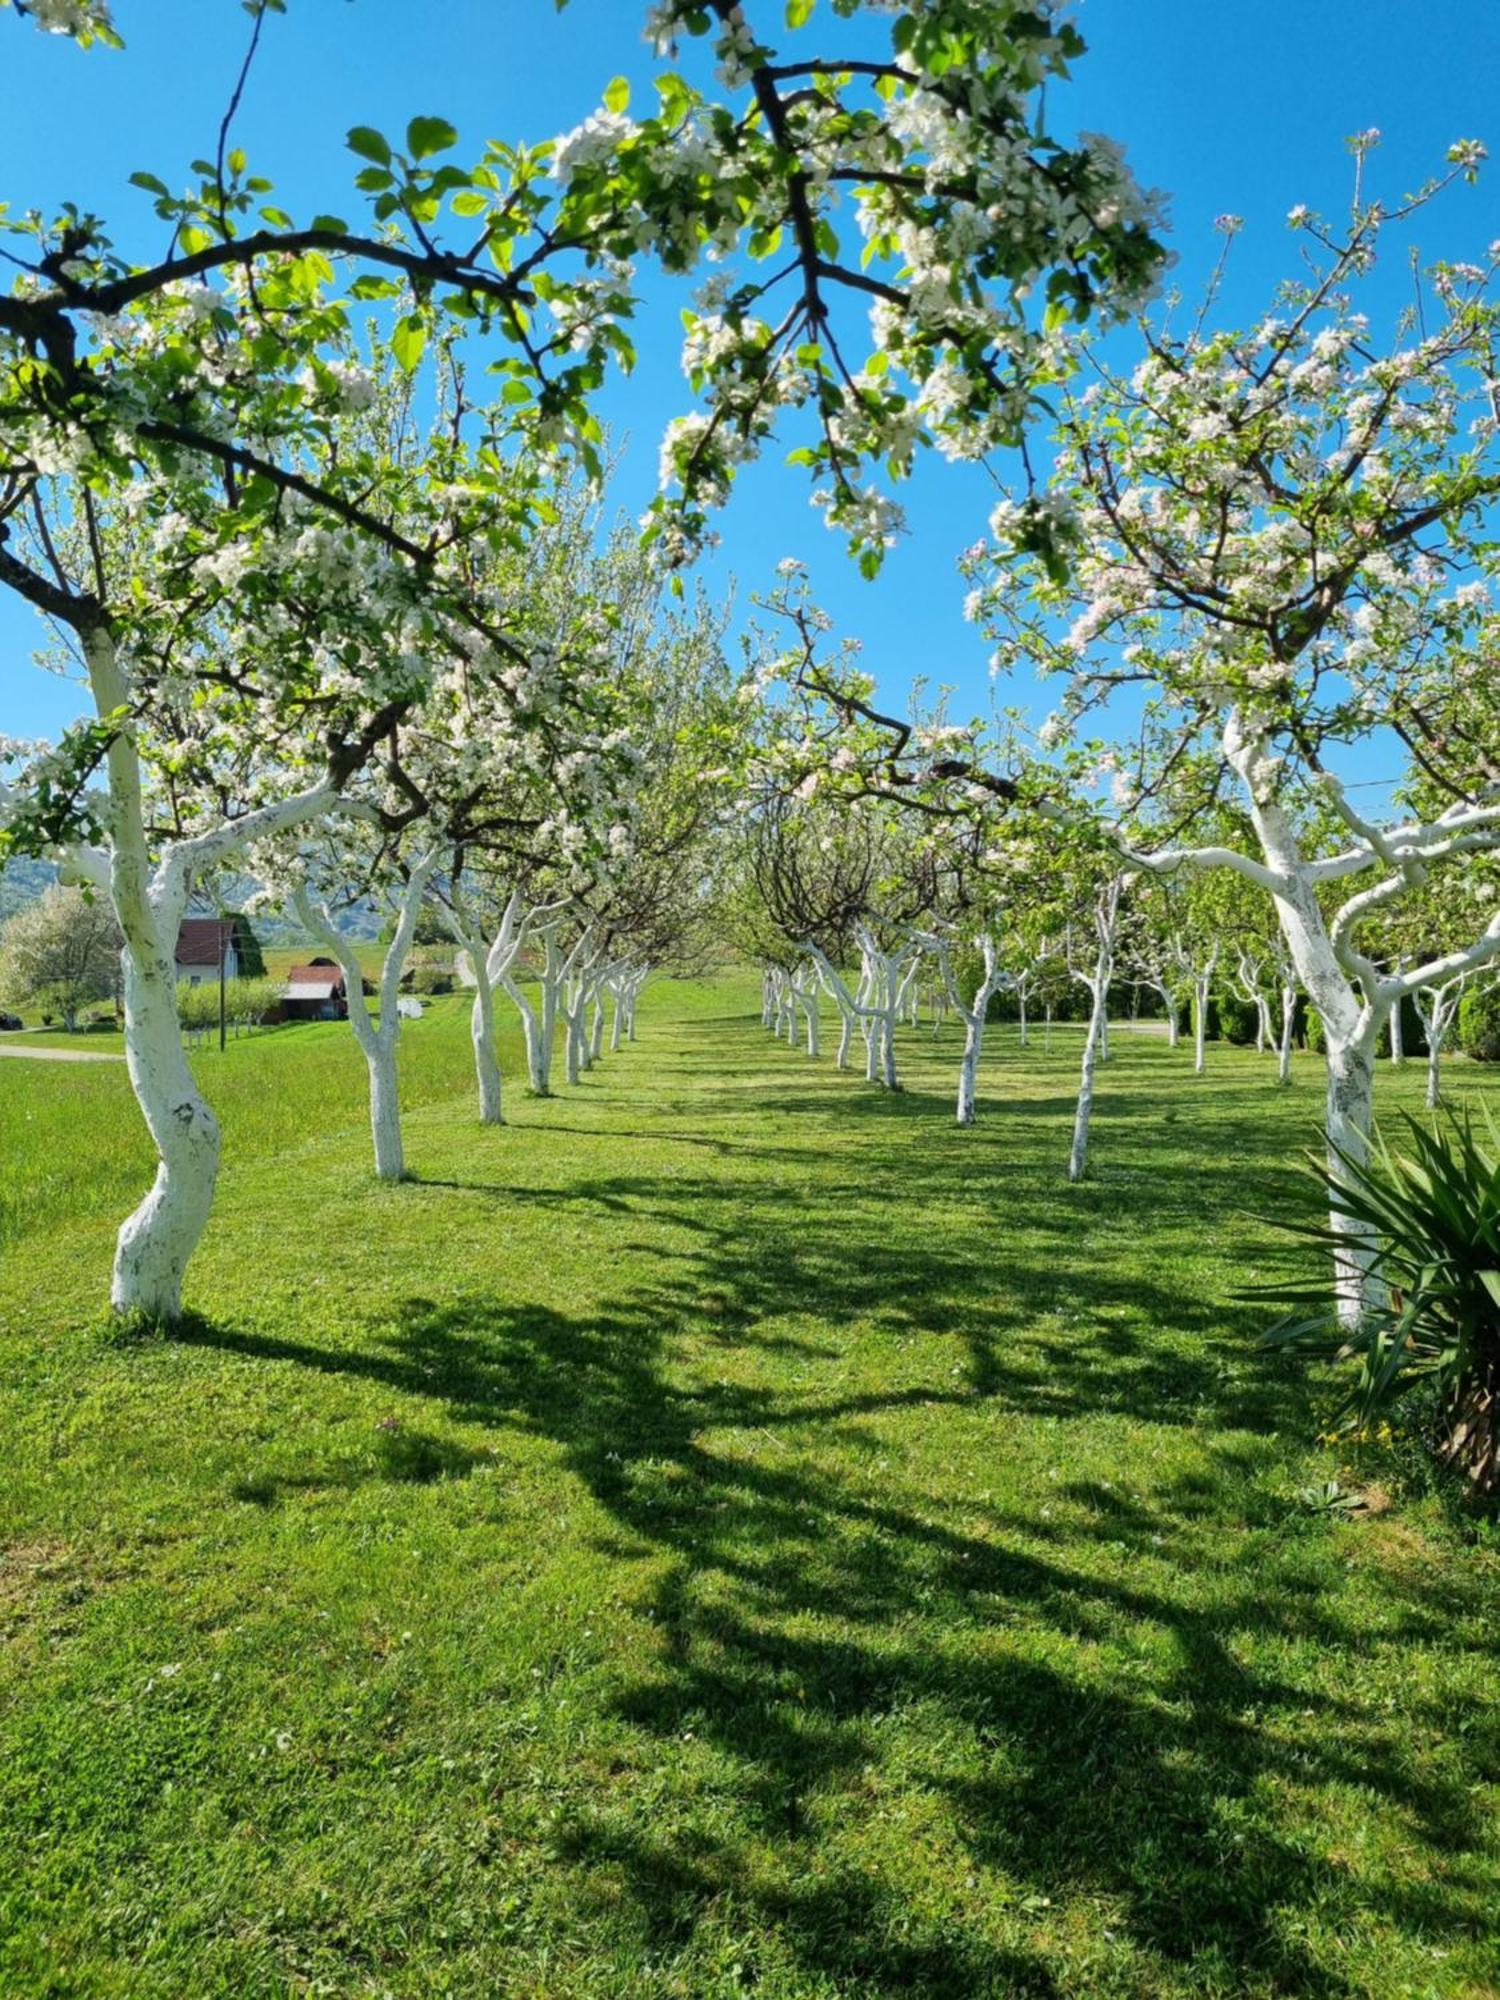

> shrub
[1215,992,1259,1045]
[1262,1111,1500,1495]
[1459,981,1500,1062]
[410,966,454,997]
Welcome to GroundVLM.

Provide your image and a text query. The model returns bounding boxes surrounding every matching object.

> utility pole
[218,918,228,1053]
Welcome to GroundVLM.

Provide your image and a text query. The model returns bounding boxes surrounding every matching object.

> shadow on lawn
[179,1281,1498,1996]
[176,1014,1498,1993]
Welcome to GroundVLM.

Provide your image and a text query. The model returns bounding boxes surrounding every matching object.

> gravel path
[0,1044,125,1063]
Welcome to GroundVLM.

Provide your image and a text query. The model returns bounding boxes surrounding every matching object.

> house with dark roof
[175,916,258,987]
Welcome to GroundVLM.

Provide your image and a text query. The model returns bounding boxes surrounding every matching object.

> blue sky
[4,0,1498,769]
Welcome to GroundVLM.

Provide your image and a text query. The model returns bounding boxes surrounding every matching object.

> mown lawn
[2,978,1498,1999]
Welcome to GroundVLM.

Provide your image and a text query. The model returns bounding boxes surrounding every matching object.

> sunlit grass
[2,977,1498,1997]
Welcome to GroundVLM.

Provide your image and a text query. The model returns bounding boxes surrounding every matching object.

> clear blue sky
[4,0,1498,766]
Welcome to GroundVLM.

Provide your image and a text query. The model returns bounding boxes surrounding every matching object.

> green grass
[2,980,1499,1998]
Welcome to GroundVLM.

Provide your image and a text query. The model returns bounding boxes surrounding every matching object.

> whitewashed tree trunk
[443,882,528,1128]
[504,924,565,1095]
[933,932,1002,1126]
[470,971,503,1125]
[564,997,587,1084]
[804,938,911,1090]
[502,973,546,1093]
[1070,987,1108,1181]
[1388,974,1405,1066]
[1068,880,1121,1182]
[1223,722,1388,1322]
[1277,983,1296,1086]
[296,852,437,1182]
[113,885,220,1320]
[75,630,337,1320]
[1142,978,1180,1046]
[795,964,821,1058]
[625,966,646,1040]
[1192,974,1212,1074]
[1413,976,1465,1110]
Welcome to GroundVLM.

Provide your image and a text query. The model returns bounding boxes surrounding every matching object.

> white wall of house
[175,943,238,987]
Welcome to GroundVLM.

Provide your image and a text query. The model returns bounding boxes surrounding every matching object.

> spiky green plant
[1262,1109,1500,1494]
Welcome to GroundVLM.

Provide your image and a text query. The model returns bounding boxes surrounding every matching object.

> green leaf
[406,116,459,161]
[309,214,349,236]
[391,313,427,373]
[347,125,392,167]
[128,171,169,197]
[785,0,815,25]
[603,75,630,115]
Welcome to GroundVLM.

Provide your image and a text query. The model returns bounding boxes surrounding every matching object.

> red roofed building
[280,956,373,1022]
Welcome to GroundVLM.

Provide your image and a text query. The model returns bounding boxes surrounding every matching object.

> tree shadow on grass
[168,1013,1500,1991]
[175,1270,1500,1996]
[228,1425,488,1507]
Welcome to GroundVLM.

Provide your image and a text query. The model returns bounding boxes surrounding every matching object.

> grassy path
[2,978,1498,1997]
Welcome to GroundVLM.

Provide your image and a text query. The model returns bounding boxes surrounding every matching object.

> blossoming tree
[0,0,1166,1317]
[967,143,1500,1315]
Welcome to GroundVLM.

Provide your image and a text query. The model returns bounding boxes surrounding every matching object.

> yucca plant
[1261,1108,1500,1495]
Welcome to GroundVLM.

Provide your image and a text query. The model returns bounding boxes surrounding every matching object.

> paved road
[0,1044,124,1063]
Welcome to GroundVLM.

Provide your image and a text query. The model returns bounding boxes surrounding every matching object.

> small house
[280,957,371,1022]
[175,916,244,987]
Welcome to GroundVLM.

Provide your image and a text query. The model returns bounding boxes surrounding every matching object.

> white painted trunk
[365,1032,405,1181]
[470,972,503,1126]
[1223,719,1389,1325]
[504,977,548,1094]
[296,854,435,1182]
[880,1010,899,1091]
[537,934,566,1088]
[114,916,222,1320]
[1069,977,1109,1182]
[81,629,217,1322]
[1277,985,1296,1087]
[956,1016,982,1125]
[1389,992,1404,1066]
[1414,983,1460,1111]
[1193,979,1209,1075]
[1322,1027,1382,1319]
[565,1005,586,1085]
